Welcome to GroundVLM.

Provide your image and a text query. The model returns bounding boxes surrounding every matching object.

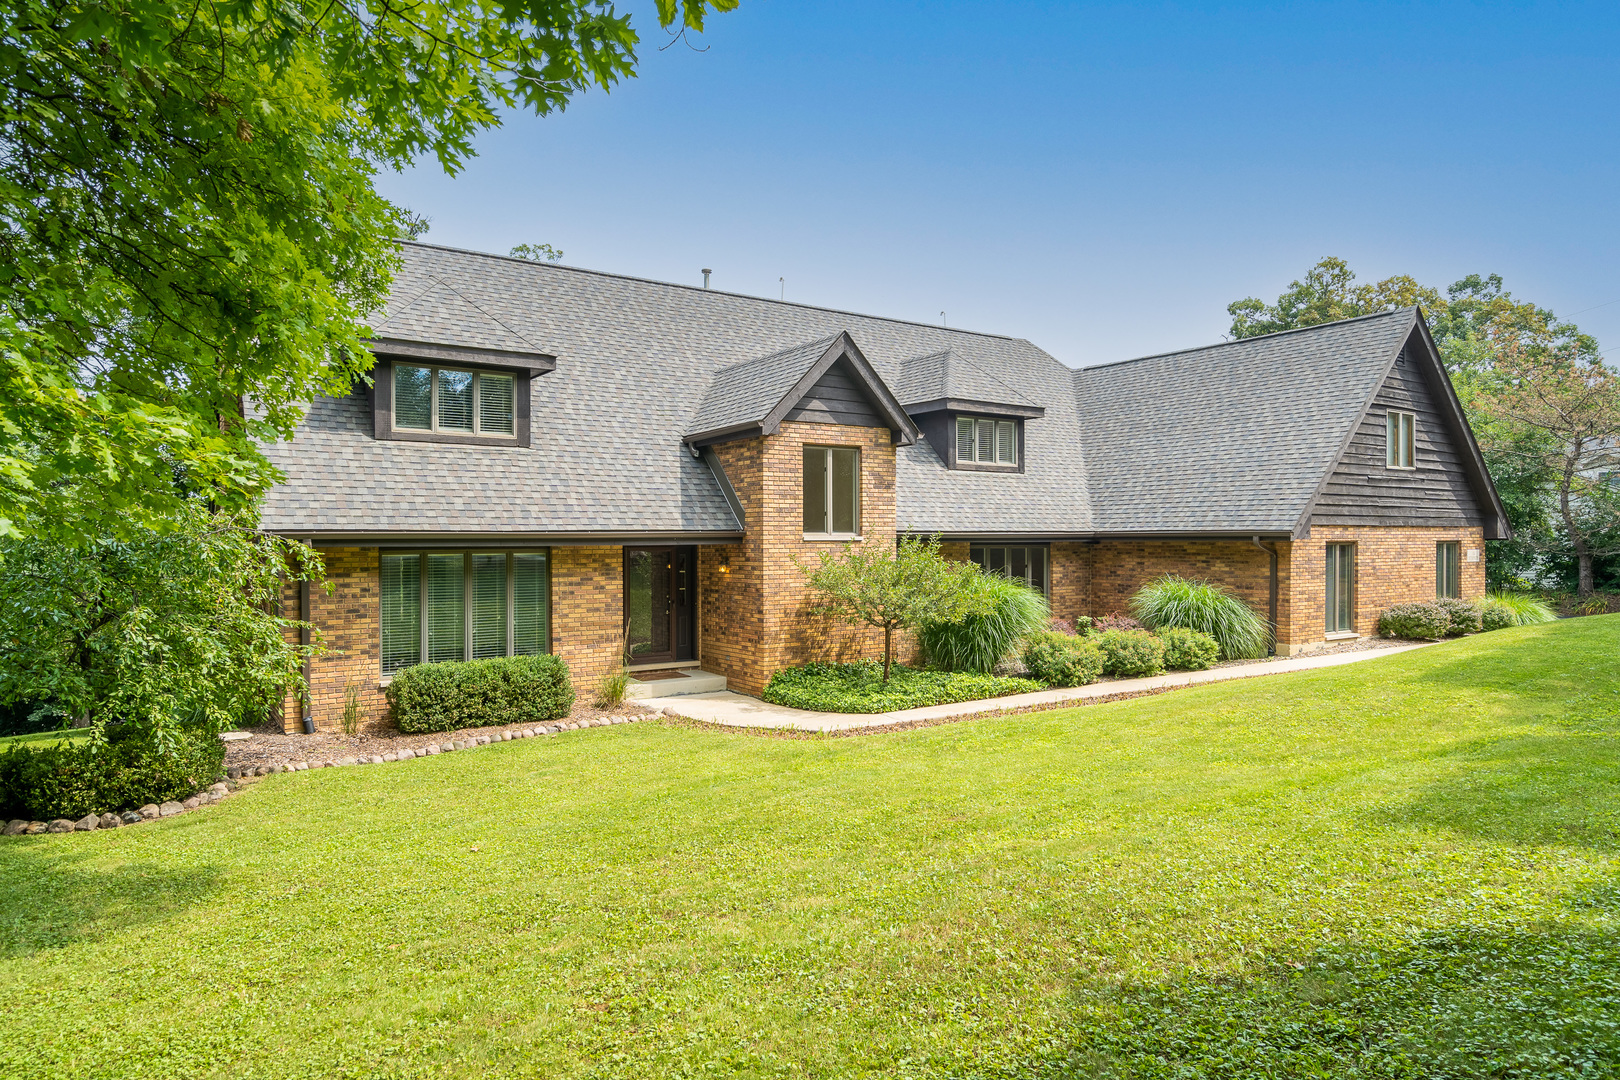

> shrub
[762,662,1040,714]
[1156,626,1219,671]
[1434,596,1482,636]
[1094,614,1144,633]
[386,654,574,734]
[1048,618,1075,635]
[1097,629,1165,678]
[1129,576,1270,660]
[918,572,1050,674]
[0,726,225,820]
[1022,633,1104,687]
[1377,602,1450,640]
[1480,592,1557,628]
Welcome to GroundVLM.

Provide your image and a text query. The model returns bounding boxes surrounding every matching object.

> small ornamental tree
[800,536,979,682]
[0,502,322,750]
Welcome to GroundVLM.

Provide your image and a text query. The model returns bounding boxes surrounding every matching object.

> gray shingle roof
[684,335,840,439]
[258,243,1422,540]
[1075,309,1417,534]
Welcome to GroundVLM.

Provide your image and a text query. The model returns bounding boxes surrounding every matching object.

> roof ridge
[399,240,1035,346]
[1078,307,1418,374]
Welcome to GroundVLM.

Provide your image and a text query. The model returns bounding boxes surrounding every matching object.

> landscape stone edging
[1,711,663,838]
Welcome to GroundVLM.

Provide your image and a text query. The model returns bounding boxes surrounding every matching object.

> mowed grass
[2,620,1619,1079]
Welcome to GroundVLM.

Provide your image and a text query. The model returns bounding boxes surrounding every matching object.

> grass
[1,617,1618,1078]
[763,660,1042,712]
[0,729,90,749]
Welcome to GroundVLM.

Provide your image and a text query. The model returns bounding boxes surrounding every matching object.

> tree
[800,536,980,682]
[1473,340,1620,597]
[0,501,323,748]
[1227,257,1441,339]
[511,243,565,262]
[0,0,736,543]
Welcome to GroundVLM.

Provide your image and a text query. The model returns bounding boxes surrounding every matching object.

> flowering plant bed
[763,661,1041,714]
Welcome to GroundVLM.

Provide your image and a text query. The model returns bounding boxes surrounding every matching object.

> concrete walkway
[637,642,1433,732]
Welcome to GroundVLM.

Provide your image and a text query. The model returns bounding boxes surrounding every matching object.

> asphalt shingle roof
[258,243,1420,539]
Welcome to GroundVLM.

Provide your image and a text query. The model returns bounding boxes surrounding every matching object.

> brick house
[261,243,1507,731]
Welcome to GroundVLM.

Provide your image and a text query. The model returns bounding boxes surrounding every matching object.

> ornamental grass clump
[1096,629,1165,678]
[1128,576,1270,660]
[1156,626,1219,671]
[1021,632,1104,687]
[1480,592,1557,628]
[917,571,1050,674]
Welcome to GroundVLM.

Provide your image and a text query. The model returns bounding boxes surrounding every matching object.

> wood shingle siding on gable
[783,359,886,428]
[1311,351,1483,529]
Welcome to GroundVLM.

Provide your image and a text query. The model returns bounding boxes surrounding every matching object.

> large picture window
[394,363,516,437]
[1436,541,1461,598]
[1325,542,1355,633]
[803,446,860,537]
[380,551,549,674]
[955,416,1018,467]
[970,545,1048,596]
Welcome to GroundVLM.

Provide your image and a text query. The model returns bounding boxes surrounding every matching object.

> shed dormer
[897,349,1045,472]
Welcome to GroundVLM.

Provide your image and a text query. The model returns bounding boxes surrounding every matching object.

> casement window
[1386,410,1416,469]
[803,446,861,538]
[955,416,1018,467]
[970,545,1048,597]
[1325,542,1356,633]
[379,551,549,675]
[1436,542,1461,599]
[393,364,516,438]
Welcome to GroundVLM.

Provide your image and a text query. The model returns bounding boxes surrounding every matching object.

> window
[394,364,516,437]
[379,551,549,674]
[1436,542,1461,599]
[803,446,860,537]
[955,416,1018,467]
[1325,543,1355,633]
[1386,410,1415,469]
[970,545,1048,596]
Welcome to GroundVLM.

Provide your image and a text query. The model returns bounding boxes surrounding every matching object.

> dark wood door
[625,546,697,665]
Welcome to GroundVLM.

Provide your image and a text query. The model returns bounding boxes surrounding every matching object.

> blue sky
[376,1,1620,368]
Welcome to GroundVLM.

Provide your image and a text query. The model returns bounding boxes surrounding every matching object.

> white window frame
[955,415,1018,468]
[803,445,862,541]
[379,549,550,678]
[392,363,517,439]
[1386,410,1416,469]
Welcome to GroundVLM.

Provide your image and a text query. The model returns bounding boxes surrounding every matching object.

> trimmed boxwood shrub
[386,654,575,734]
[1097,629,1165,678]
[1022,632,1105,687]
[0,725,225,820]
[763,662,1040,714]
[1377,602,1450,641]
[1156,626,1219,671]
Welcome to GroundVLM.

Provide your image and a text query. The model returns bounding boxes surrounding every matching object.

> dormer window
[394,364,515,437]
[956,416,1018,468]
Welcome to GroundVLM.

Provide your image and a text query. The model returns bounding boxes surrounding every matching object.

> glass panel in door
[625,548,673,662]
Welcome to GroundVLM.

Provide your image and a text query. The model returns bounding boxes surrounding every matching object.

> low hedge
[0,726,225,821]
[1434,597,1482,636]
[1156,626,1219,671]
[763,662,1041,714]
[1377,602,1450,640]
[386,654,575,734]
[1097,629,1165,678]
[1022,632,1105,687]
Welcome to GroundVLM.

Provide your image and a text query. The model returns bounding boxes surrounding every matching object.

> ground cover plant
[763,661,1040,713]
[1,617,1617,1078]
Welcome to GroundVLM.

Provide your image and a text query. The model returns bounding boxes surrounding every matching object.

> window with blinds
[393,363,518,438]
[378,551,550,675]
[1326,543,1355,633]
[954,416,1018,467]
[1436,542,1460,599]
[969,545,1048,596]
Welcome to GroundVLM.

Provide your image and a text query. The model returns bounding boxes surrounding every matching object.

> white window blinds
[380,555,421,674]
[471,554,507,659]
[955,416,1017,466]
[392,363,517,437]
[381,551,549,675]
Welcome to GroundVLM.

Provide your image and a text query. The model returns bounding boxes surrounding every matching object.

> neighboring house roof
[258,243,1504,542]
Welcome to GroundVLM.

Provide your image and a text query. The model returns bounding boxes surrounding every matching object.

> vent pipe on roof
[702,268,712,289]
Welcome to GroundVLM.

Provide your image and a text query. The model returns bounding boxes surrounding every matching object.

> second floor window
[956,416,1017,466]
[804,446,860,537]
[1386,410,1415,469]
[395,364,516,437]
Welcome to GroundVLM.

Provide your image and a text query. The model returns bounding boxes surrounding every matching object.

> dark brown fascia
[902,530,1294,543]
[902,397,1046,420]
[368,337,557,375]
[278,531,744,548]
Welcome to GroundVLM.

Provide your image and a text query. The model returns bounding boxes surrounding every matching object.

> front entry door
[624,547,697,664]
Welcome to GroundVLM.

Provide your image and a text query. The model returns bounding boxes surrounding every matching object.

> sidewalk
[637,642,1433,732]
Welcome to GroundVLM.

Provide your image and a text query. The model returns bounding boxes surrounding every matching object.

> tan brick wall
[701,421,897,695]
[1090,540,1277,628]
[1289,525,1486,650]
[550,546,626,698]
[1050,542,1091,627]
[279,547,388,734]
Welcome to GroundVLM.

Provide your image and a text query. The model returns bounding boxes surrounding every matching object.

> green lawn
[2,619,1618,1079]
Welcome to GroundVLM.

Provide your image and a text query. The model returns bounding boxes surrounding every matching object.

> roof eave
[902,397,1046,420]
[368,337,557,375]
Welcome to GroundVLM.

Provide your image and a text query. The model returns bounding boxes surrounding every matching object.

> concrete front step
[625,669,728,699]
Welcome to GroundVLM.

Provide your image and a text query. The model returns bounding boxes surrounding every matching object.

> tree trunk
[1558,462,1596,598]
[882,625,893,683]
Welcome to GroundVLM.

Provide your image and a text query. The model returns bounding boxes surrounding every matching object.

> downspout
[1251,536,1278,657]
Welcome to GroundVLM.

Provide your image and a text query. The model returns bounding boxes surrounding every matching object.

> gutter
[1250,536,1279,657]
